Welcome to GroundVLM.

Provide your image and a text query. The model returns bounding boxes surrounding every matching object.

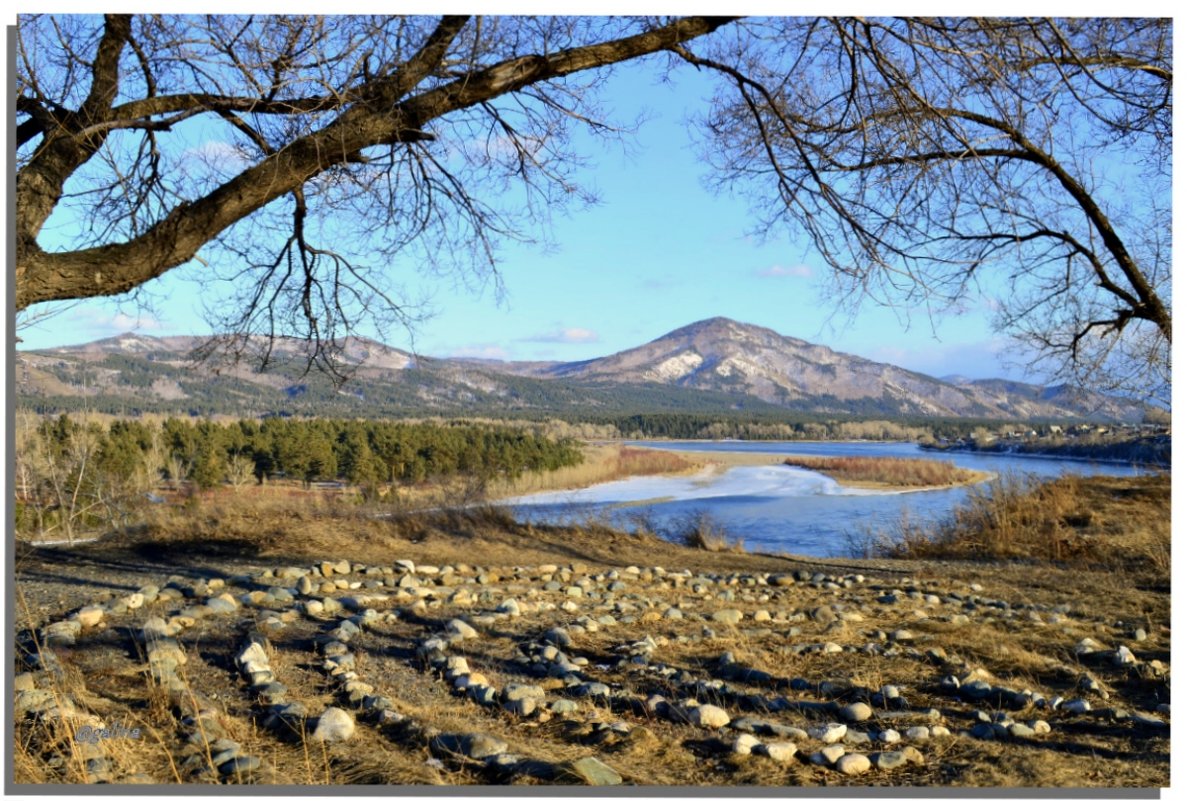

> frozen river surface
[505,441,1148,558]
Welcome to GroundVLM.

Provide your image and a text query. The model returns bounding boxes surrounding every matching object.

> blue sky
[15,23,1033,383]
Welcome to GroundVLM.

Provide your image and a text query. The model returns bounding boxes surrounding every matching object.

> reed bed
[873,472,1170,569]
[783,455,984,488]
[486,444,698,498]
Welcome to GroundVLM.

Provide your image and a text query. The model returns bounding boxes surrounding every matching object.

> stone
[1007,723,1036,739]
[843,729,872,746]
[762,742,798,763]
[503,684,545,702]
[878,729,901,744]
[711,609,744,625]
[808,722,848,744]
[1113,646,1137,666]
[690,704,731,729]
[431,732,508,760]
[15,689,57,715]
[542,627,572,647]
[76,605,105,627]
[563,756,622,786]
[841,702,872,723]
[816,744,846,765]
[732,733,761,755]
[836,753,871,776]
[219,755,263,777]
[44,620,81,646]
[446,619,478,640]
[970,723,997,740]
[873,751,908,771]
[504,697,537,717]
[310,707,356,743]
[905,726,930,741]
[206,595,238,614]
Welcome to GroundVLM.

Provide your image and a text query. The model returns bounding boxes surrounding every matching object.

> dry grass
[675,512,746,554]
[877,472,1170,571]
[13,470,1169,789]
[487,444,700,499]
[783,455,989,489]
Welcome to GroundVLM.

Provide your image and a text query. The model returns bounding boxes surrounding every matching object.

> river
[504,440,1150,558]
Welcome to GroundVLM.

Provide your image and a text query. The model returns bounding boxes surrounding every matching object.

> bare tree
[678,17,1171,399]
[15,14,734,379]
[15,15,1170,398]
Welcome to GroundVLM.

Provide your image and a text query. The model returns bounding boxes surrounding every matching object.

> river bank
[921,435,1170,468]
[12,472,1169,788]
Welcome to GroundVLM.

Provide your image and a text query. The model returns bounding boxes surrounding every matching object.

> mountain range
[14,317,1142,422]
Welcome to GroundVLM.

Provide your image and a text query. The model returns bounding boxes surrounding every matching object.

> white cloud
[69,308,163,336]
[863,339,1037,382]
[522,327,600,344]
[449,344,509,360]
[757,264,813,278]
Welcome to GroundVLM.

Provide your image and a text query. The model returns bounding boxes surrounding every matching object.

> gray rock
[732,733,761,755]
[219,755,263,777]
[762,742,798,763]
[446,619,479,639]
[573,682,610,699]
[562,756,622,786]
[690,704,731,729]
[969,723,997,740]
[76,605,105,627]
[206,596,238,615]
[841,702,872,723]
[873,750,908,771]
[542,627,572,647]
[836,753,871,776]
[905,725,930,741]
[310,707,355,743]
[1007,723,1036,739]
[843,729,871,746]
[502,683,545,702]
[503,697,537,717]
[15,689,57,715]
[711,609,744,625]
[431,732,508,760]
[808,722,848,744]
[815,744,846,765]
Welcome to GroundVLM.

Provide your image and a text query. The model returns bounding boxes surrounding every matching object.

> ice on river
[506,464,886,508]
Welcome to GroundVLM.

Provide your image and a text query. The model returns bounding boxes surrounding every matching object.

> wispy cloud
[69,308,164,336]
[758,264,814,279]
[521,327,600,344]
[449,344,509,360]
[864,339,1035,382]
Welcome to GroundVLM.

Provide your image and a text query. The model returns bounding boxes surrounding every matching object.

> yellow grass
[783,455,991,490]
[877,472,1170,569]
[485,444,702,499]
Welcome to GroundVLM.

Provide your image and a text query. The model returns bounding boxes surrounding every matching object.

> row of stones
[12,672,126,784]
[417,616,630,784]
[412,602,942,779]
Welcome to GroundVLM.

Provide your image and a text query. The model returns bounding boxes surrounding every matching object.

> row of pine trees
[14,414,583,540]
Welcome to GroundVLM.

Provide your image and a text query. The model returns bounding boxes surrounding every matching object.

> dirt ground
[10,477,1170,789]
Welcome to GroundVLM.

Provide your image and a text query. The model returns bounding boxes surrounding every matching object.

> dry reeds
[487,445,698,499]
[875,472,1170,571]
[675,512,746,554]
[784,455,985,488]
